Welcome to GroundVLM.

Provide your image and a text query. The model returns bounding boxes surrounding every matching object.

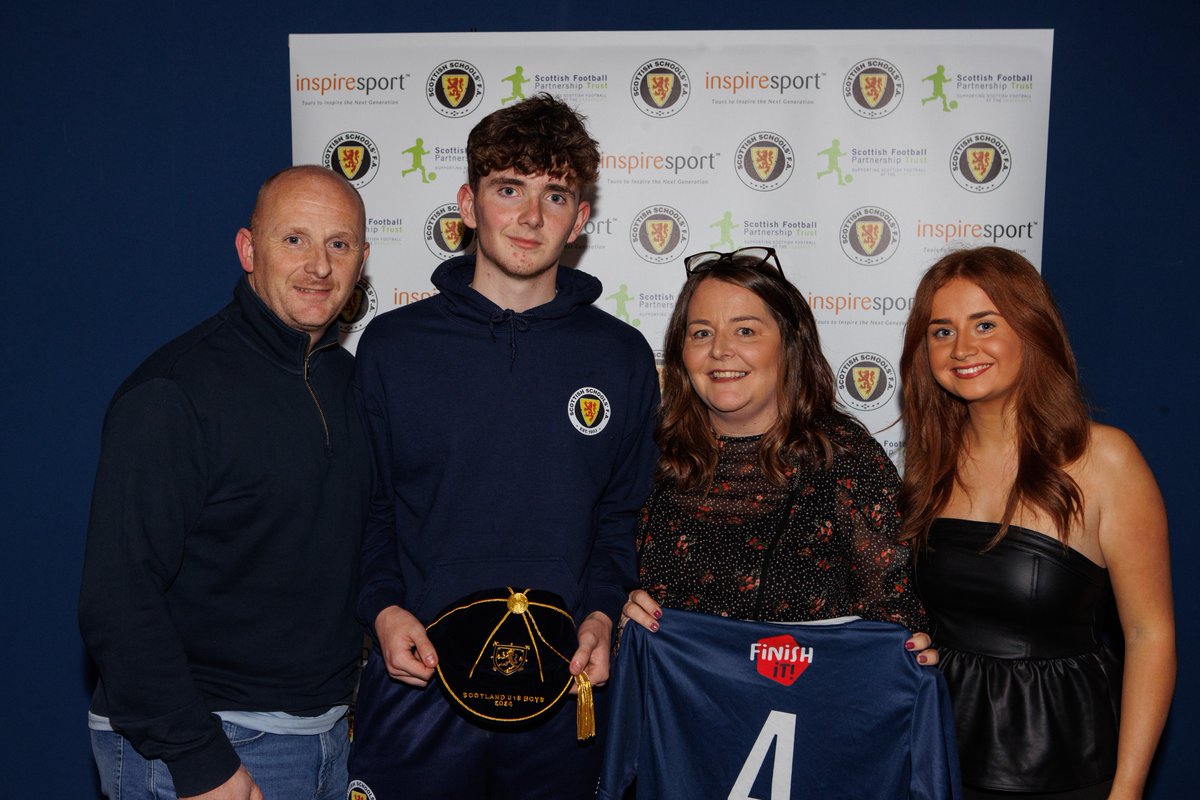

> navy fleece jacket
[354,255,659,632]
[79,278,371,796]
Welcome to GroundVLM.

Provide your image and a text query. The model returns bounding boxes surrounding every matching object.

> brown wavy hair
[657,255,856,491]
[466,93,599,188]
[898,247,1090,549]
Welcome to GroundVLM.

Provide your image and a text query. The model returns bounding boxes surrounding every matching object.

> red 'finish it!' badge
[750,634,813,686]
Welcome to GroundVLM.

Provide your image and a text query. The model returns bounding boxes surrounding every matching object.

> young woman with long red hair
[900,247,1175,800]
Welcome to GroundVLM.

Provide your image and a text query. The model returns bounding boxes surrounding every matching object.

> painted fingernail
[918,654,928,664]
[905,641,916,650]
[653,610,662,619]
[650,622,659,632]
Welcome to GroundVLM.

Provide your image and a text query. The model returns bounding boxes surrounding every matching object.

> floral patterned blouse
[637,419,925,630]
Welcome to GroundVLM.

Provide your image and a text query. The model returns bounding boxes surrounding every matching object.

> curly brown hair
[898,246,1089,550]
[466,93,600,189]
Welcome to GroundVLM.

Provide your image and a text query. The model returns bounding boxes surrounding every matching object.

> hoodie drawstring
[488,309,531,370]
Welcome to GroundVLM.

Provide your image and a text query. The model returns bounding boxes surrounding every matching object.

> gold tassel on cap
[575,672,595,740]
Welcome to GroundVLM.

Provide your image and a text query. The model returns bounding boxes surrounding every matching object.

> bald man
[80,166,372,800]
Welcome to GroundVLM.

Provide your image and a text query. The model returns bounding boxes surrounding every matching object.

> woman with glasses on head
[621,246,928,638]
[898,247,1174,800]
[601,248,952,800]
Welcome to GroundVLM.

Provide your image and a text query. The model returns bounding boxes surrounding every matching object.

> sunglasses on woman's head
[683,246,784,279]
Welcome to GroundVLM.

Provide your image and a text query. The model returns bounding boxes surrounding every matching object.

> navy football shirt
[599,611,961,799]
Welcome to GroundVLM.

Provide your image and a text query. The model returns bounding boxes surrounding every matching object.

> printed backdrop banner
[290,30,1053,456]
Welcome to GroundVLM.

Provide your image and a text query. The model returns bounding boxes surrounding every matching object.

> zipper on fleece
[304,343,335,452]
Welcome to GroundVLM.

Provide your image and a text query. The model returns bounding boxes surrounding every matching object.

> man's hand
[375,605,438,686]
[569,611,614,689]
[180,765,262,800]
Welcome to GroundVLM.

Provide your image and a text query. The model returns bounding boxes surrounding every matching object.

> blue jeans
[91,716,349,800]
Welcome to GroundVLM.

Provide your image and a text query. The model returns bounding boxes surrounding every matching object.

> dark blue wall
[4,2,1195,795]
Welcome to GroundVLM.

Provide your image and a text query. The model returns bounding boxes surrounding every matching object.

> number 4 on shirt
[729,710,796,800]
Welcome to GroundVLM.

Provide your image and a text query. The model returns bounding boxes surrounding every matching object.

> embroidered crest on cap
[568,387,611,435]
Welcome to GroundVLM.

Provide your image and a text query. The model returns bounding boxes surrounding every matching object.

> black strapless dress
[916,518,1121,794]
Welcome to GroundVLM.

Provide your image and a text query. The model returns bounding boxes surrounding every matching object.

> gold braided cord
[575,672,595,740]
[468,611,512,679]
[520,609,546,681]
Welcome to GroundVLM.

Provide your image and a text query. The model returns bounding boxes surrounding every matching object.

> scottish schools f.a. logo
[348,780,377,800]
[323,132,379,188]
[843,58,904,118]
[631,58,690,118]
[950,133,1011,193]
[568,387,611,435]
[836,352,897,412]
[735,131,794,191]
[338,277,378,334]
[630,205,690,264]
[839,206,900,265]
[427,60,484,118]
[750,635,813,687]
[424,202,475,260]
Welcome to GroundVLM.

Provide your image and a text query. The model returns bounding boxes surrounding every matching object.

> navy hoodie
[354,255,659,631]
